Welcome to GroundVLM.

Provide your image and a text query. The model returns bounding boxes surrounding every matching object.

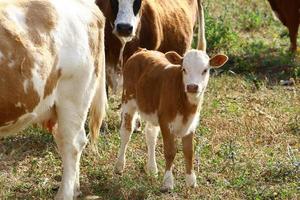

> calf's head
[110,0,143,42]
[165,50,228,99]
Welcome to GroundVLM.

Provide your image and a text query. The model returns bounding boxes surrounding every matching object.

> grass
[1,0,300,199]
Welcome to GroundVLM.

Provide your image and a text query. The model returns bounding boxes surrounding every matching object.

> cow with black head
[96,0,201,92]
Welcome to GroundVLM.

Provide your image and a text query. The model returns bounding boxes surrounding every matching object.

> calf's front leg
[160,126,176,192]
[114,102,137,174]
[145,122,160,175]
[182,132,197,187]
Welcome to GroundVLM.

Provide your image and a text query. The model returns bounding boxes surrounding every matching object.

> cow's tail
[89,20,107,152]
[197,0,206,51]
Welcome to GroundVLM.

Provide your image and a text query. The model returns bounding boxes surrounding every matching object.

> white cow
[0,0,106,199]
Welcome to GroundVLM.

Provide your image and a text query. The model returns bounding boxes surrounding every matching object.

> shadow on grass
[0,127,56,163]
[80,167,161,200]
[223,40,299,83]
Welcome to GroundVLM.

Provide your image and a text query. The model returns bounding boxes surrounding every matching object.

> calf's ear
[165,51,183,65]
[209,54,228,68]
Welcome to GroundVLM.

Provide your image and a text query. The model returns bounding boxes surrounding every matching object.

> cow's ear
[165,51,183,65]
[209,54,228,68]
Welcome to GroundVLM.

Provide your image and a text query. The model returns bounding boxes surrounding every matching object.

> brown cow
[0,0,106,199]
[95,0,202,91]
[114,1,228,192]
[267,0,300,52]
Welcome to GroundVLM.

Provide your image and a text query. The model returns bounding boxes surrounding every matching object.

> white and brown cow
[0,0,106,199]
[114,1,228,191]
[96,0,202,92]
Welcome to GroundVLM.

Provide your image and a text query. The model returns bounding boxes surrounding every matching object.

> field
[1,0,299,199]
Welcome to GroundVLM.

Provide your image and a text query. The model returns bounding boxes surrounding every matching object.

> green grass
[1,0,300,199]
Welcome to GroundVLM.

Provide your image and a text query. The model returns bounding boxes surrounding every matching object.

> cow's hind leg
[54,104,88,200]
[53,75,96,199]
[287,23,299,52]
[144,122,159,175]
[114,100,137,174]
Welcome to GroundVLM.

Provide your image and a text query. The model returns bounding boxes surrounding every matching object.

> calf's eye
[202,69,208,75]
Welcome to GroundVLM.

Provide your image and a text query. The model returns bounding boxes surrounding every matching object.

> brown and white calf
[96,0,203,92]
[0,0,106,199]
[114,1,228,191]
[267,0,300,52]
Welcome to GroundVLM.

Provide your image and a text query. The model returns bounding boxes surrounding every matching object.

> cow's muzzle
[116,23,133,37]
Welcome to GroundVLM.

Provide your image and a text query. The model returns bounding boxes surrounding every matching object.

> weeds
[1,0,300,199]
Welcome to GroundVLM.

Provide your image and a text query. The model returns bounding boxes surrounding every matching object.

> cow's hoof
[74,188,82,199]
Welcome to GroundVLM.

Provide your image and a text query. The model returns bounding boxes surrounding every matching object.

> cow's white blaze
[114,0,141,42]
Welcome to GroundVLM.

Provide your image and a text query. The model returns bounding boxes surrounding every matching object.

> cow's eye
[202,69,208,75]
[182,68,186,74]
[110,0,119,17]
[133,0,142,16]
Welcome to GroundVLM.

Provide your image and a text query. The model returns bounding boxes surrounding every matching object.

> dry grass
[1,75,299,199]
[1,0,300,199]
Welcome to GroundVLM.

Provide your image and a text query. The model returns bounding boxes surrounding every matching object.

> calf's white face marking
[182,50,210,97]
[165,50,228,104]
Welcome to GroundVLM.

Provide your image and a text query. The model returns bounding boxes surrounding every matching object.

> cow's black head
[110,0,143,42]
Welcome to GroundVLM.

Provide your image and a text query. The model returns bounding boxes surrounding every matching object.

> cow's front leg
[182,132,197,188]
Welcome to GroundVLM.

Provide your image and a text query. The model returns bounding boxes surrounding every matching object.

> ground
[0,0,299,199]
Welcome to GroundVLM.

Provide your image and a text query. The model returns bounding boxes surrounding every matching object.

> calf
[267,0,300,52]
[96,0,201,92]
[114,1,228,191]
[0,0,106,199]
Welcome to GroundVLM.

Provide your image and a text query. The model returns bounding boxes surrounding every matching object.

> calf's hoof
[114,160,125,175]
[55,192,73,200]
[145,163,158,176]
[160,185,173,193]
[185,172,197,188]
[160,170,174,193]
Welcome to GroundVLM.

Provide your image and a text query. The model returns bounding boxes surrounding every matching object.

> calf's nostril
[187,84,199,93]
